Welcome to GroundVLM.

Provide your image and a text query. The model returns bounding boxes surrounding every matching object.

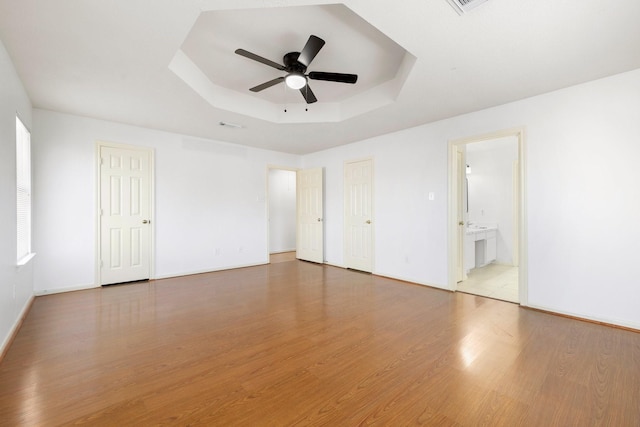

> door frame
[95,141,155,286]
[447,127,528,306]
[455,146,465,282]
[265,165,299,262]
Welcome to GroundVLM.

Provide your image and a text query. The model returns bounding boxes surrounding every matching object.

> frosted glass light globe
[285,73,307,90]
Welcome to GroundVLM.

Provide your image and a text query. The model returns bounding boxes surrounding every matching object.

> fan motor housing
[283,52,306,72]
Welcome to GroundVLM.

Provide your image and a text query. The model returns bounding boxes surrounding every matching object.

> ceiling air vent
[445,0,488,15]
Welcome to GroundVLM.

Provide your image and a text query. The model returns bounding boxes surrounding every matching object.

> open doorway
[268,168,297,263]
[449,129,527,305]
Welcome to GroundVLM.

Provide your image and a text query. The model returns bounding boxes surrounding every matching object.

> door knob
[458,221,464,226]
[317,218,323,222]
[143,220,150,224]
[366,220,371,224]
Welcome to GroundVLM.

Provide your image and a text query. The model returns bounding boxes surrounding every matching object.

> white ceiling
[1,0,639,154]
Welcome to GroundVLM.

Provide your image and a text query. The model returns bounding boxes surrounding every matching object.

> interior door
[100,145,151,285]
[296,167,324,263]
[344,159,373,272]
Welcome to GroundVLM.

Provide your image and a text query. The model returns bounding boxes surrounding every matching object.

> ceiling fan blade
[235,49,285,71]
[299,85,318,104]
[250,77,285,92]
[309,71,358,84]
[297,35,325,67]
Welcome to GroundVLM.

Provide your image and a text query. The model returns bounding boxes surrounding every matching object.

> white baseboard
[526,303,640,331]
[372,271,450,291]
[1,294,34,359]
[269,249,296,254]
[34,263,271,294]
[34,283,99,296]
[154,262,268,280]
[323,261,346,269]
[321,265,450,293]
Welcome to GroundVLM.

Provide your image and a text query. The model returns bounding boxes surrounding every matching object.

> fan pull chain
[304,85,309,111]
[281,82,311,112]
[283,80,288,113]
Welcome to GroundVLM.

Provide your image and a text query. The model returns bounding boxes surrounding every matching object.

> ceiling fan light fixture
[285,73,307,90]
[236,35,356,104]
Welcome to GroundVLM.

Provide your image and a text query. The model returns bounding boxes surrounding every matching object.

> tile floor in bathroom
[457,263,519,303]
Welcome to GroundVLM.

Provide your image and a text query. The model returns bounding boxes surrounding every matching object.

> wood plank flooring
[1,260,639,426]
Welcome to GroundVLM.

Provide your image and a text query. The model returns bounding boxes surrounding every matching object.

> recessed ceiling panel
[177,3,411,118]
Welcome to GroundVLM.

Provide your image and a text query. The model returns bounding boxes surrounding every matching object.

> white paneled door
[296,167,324,263]
[344,159,373,272]
[100,145,151,285]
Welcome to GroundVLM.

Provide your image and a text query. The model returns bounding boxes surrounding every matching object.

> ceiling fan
[235,35,358,104]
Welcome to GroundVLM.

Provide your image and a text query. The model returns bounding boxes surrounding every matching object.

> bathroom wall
[466,136,519,265]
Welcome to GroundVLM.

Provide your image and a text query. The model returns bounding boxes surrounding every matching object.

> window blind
[16,116,31,262]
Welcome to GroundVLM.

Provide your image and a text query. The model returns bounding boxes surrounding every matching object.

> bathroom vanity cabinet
[464,226,497,273]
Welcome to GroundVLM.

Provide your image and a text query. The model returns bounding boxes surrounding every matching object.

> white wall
[0,39,34,354]
[467,137,518,265]
[32,110,300,293]
[302,132,450,286]
[303,67,640,330]
[268,169,296,253]
[22,63,640,332]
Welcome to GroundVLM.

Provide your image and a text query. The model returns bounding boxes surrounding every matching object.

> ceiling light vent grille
[445,0,488,15]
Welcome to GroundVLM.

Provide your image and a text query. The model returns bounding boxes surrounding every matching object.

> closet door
[296,167,324,264]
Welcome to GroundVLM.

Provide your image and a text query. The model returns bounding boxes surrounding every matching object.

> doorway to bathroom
[448,129,527,304]
[267,167,297,263]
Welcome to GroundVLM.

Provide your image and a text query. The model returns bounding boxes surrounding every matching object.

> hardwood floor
[1,260,639,426]
[270,251,297,264]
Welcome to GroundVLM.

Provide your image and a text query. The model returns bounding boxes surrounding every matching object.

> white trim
[447,127,528,306]
[95,141,155,286]
[512,159,519,266]
[0,294,34,357]
[526,303,640,332]
[518,130,528,306]
[269,249,296,254]
[448,145,458,291]
[373,272,447,290]
[153,262,268,280]
[34,283,100,296]
[324,261,346,269]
